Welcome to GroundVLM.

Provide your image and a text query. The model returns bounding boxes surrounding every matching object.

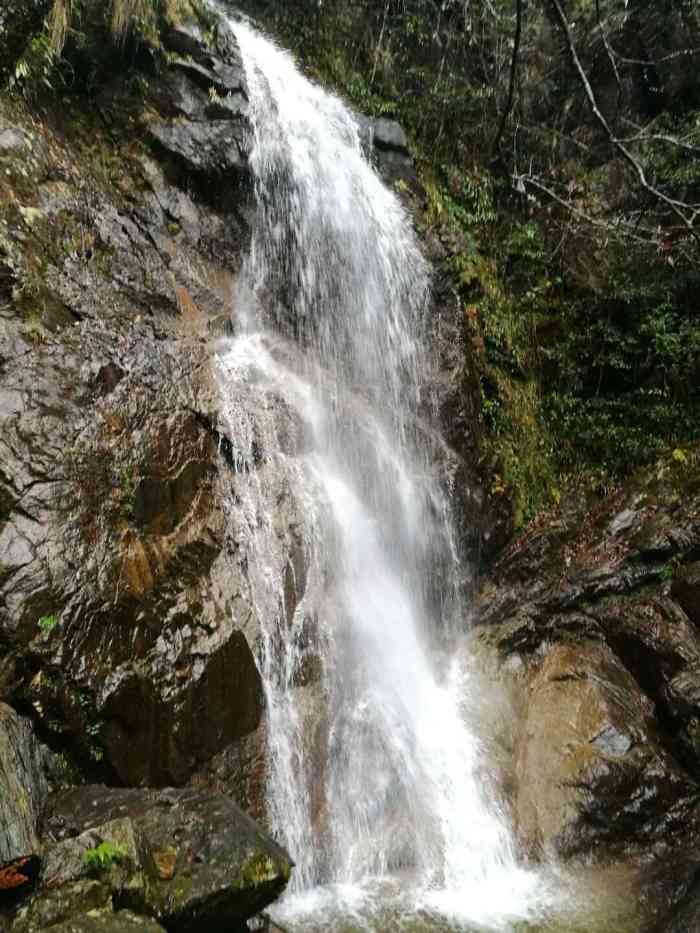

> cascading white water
[216,16,545,930]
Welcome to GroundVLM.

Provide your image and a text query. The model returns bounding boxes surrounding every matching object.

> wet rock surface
[0,704,53,864]
[473,452,700,928]
[3,784,292,931]
[0,5,290,791]
[515,641,691,861]
[147,21,251,178]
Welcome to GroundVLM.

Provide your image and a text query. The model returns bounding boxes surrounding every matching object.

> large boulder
[515,642,690,860]
[40,786,292,931]
[147,20,251,178]
[355,115,418,190]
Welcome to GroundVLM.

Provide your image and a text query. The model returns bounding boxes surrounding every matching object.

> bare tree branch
[370,0,390,88]
[546,0,698,236]
[610,46,700,67]
[619,134,700,155]
[517,173,659,245]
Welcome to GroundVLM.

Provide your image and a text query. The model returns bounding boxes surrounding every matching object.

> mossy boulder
[44,786,293,931]
[11,880,112,932]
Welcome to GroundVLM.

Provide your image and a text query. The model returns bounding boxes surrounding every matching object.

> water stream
[213,16,629,933]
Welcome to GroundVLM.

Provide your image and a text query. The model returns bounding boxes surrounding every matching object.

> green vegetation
[3,0,698,532]
[82,840,127,874]
[38,613,58,633]
[118,466,136,522]
[3,0,207,99]
[239,0,700,529]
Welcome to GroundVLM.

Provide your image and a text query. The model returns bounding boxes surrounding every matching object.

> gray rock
[145,9,252,178]
[591,724,633,757]
[354,115,417,189]
[0,127,31,155]
[11,880,111,933]
[608,507,638,536]
[355,115,409,154]
[371,117,409,153]
[45,787,293,931]
[148,119,248,174]
[48,911,166,933]
[0,704,50,863]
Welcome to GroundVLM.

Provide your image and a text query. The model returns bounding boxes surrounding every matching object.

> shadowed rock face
[0,705,51,864]
[0,8,279,791]
[472,453,700,928]
[515,641,690,861]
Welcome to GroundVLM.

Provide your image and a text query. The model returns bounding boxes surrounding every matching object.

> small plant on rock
[38,613,58,633]
[82,841,127,874]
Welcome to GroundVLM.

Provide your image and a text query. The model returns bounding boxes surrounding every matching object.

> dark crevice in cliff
[607,632,700,781]
[192,409,262,474]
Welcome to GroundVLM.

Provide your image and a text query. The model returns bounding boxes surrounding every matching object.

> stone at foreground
[11,880,112,932]
[0,704,51,864]
[43,786,292,932]
[49,911,166,933]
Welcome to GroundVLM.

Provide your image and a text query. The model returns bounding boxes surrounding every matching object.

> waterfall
[216,16,543,930]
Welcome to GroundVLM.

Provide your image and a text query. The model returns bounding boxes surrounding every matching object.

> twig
[517,173,664,245]
[610,46,700,67]
[547,0,698,237]
[370,0,390,88]
[618,134,700,155]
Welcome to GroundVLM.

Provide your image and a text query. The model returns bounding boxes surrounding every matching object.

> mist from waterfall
[216,16,544,930]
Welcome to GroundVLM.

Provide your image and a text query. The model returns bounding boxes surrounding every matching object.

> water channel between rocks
[215,15,640,933]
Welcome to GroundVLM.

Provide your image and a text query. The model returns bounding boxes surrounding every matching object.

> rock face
[0,6,298,794]
[515,641,689,860]
[148,20,251,177]
[473,450,700,925]
[0,704,51,865]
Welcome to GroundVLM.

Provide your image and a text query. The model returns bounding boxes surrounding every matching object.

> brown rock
[672,561,700,628]
[515,641,692,860]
